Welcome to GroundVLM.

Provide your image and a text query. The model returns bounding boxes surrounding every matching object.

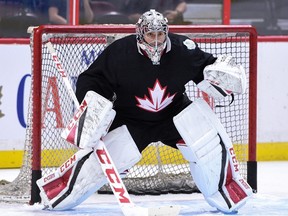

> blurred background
[0,0,287,38]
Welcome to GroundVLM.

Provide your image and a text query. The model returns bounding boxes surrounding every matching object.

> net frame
[0,25,257,204]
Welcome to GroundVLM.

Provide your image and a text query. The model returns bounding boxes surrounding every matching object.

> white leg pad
[174,98,253,213]
[37,125,141,210]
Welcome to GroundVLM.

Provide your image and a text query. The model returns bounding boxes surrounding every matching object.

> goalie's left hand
[203,55,247,94]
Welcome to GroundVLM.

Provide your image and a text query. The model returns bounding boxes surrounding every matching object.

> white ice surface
[0,161,287,215]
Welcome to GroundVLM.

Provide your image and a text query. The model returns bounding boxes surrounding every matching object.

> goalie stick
[45,41,180,216]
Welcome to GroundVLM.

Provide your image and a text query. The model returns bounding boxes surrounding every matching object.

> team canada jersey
[76,33,216,123]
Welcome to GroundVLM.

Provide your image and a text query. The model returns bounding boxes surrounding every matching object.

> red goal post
[0,25,257,204]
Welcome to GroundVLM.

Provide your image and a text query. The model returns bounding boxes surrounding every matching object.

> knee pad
[174,98,252,213]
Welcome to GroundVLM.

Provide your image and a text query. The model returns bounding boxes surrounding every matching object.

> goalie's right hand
[61,91,116,149]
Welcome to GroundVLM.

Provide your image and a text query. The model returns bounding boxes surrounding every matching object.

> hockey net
[0,25,257,204]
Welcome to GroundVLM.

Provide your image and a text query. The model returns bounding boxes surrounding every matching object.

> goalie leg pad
[174,98,252,213]
[37,148,103,210]
[37,125,141,210]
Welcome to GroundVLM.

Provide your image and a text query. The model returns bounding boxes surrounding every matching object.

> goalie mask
[136,9,168,65]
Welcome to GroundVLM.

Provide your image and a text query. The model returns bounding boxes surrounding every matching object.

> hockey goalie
[37,9,253,214]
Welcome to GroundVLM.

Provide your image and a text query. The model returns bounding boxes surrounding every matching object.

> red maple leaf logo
[135,79,176,112]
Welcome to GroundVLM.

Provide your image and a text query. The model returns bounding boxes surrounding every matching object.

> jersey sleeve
[179,35,217,84]
[190,45,217,84]
[76,47,115,103]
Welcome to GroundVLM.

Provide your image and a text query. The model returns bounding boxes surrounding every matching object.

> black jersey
[76,33,216,124]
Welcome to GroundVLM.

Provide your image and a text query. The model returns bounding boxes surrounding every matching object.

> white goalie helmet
[136,9,168,65]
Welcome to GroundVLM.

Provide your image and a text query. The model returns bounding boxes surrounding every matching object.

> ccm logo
[44,173,55,183]
[60,154,77,173]
[67,100,87,130]
[96,148,130,204]
[52,55,66,77]
[229,147,239,172]
[239,178,251,190]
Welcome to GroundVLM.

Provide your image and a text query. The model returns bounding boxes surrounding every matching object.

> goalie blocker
[173,98,253,213]
[61,90,116,149]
